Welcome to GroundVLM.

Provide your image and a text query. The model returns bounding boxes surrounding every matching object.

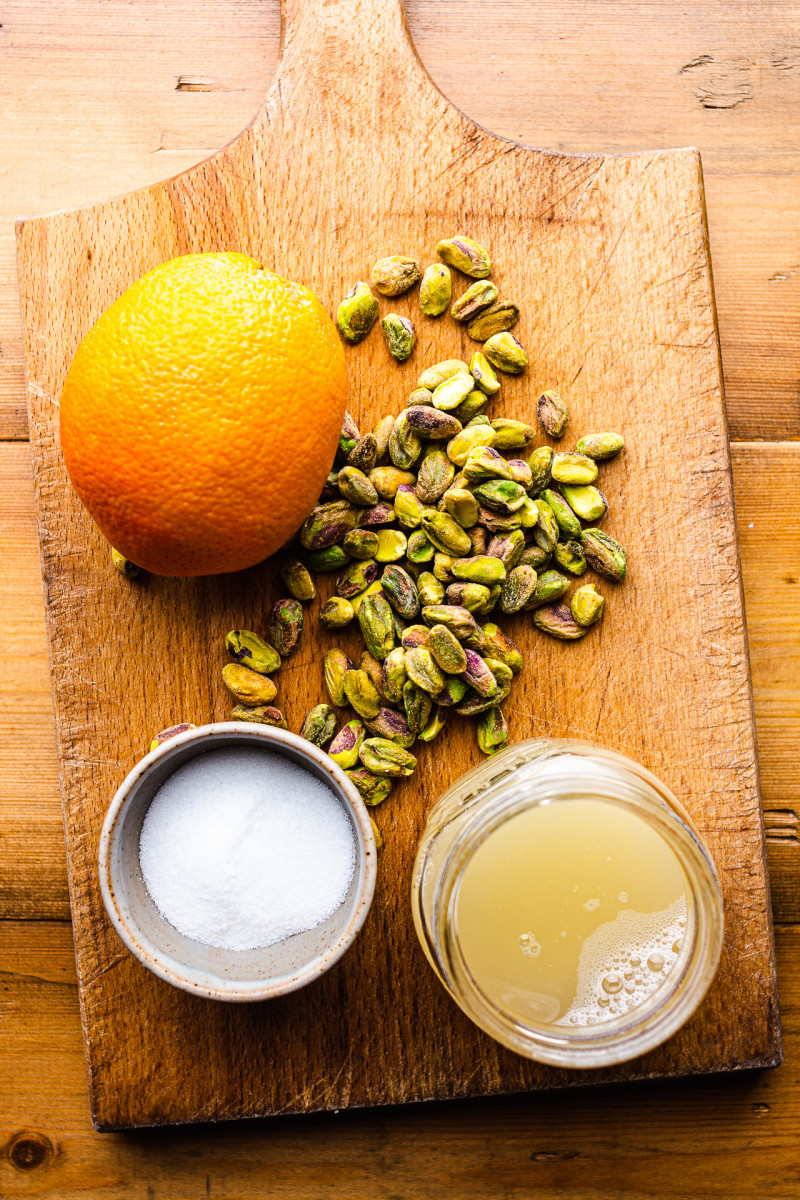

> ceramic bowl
[98,722,377,1001]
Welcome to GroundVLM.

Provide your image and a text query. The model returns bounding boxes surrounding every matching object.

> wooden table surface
[1,1,798,1194]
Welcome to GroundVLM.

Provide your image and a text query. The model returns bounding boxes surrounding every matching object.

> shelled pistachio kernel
[560,483,607,522]
[551,451,599,485]
[490,418,535,452]
[382,314,416,361]
[482,332,528,375]
[582,529,627,581]
[360,737,417,778]
[343,528,380,559]
[369,465,416,500]
[419,263,452,316]
[267,597,304,656]
[150,723,196,751]
[300,704,337,748]
[281,557,316,602]
[437,235,492,278]
[431,372,474,412]
[336,282,379,344]
[375,528,408,562]
[346,767,393,806]
[477,706,508,756]
[537,389,569,438]
[446,423,497,467]
[328,719,366,769]
[417,359,470,391]
[230,705,287,728]
[481,623,523,674]
[467,302,520,342]
[532,603,587,640]
[451,279,498,322]
[319,597,355,630]
[225,629,281,675]
[452,389,489,424]
[222,663,278,706]
[371,254,421,296]
[575,431,625,460]
[470,351,501,396]
[571,583,606,627]
[407,529,435,564]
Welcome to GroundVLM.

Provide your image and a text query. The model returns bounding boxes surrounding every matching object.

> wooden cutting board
[16,0,780,1131]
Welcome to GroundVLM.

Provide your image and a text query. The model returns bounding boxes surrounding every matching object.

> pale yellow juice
[454,798,687,1027]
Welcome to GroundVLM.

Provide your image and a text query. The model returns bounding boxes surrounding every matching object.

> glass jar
[411,738,724,1068]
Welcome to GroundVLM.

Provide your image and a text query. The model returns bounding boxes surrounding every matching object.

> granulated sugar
[139,745,356,951]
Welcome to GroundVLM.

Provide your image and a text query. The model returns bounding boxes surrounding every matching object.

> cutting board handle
[273,0,435,108]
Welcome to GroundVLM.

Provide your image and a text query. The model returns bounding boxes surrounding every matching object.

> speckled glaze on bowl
[98,722,377,1002]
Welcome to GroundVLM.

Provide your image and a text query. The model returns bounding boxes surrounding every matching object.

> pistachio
[450,555,506,586]
[477,706,509,756]
[368,465,416,500]
[551,451,598,485]
[417,359,470,391]
[401,624,431,650]
[381,646,408,704]
[343,667,382,720]
[403,680,434,734]
[436,235,492,278]
[337,411,360,463]
[150,722,196,750]
[345,767,393,806]
[582,528,628,581]
[484,656,513,692]
[343,528,380,560]
[468,301,520,342]
[405,646,446,695]
[537,390,569,439]
[490,418,536,453]
[225,629,281,675]
[452,389,490,423]
[469,350,502,396]
[365,707,416,749]
[371,254,422,296]
[416,448,456,503]
[231,704,287,727]
[374,528,408,563]
[348,433,379,474]
[328,719,366,769]
[483,332,528,374]
[356,501,397,528]
[451,280,498,322]
[267,597,304,657]
[469,524,488,556]
[300,499,358,550]
[301,545,351,573]
[481,623,523,674]
[541,488,583,540]
[560,483,608,522]
[336,558,380,599]
[571,583,605,627]
[323,648,354,707]
[406,530,436,564]
[575,432,625,460]
[382,313,416,361]
[519,543,552,571]
[421,510,473,557]
[300,704,337,748]
[418,571,445,608]
[336,281,380,344]
[474,479,527,514]
[478,506,523,532]
[405,405,463,439]
[487,529,525,570]
[359,650,386,698]
[220,663,276,706]
[462,445,512,481]
[431,372,475,412]
[475,583,502,616]
[280,557,316,602]
[319,597,355,629]
[406,387,434,408]
[419,263,453,316]
[111,547,140,578]
[433,677,470,706]
[339,464,379,508]
[418,707,448,742]
[466,413,492,427]
[445,582,492,613]
[422,604,488,651]
[461,648,498,697]
[394,484,424,529]
[500,564,538,614]
[532,602,588,640]
[381,563,420,619]
[442,487,480,528]
[357,591,396,659]
[447,423,497,467]
[428,623,468,674]
[432,552,457,582]
[373,414,396,460]
[533,498,559,553]
[389,412,423,470]
[370,816,383,848]
[525,568,570,609]
[456,691,506,716]
[518,497,539,529]
[528,446,554,495]
[554,540,587,576]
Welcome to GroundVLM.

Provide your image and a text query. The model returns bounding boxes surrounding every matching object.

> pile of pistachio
[216,235,627,821]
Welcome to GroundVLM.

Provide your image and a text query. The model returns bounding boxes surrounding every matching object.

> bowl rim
[98,721,377,1001]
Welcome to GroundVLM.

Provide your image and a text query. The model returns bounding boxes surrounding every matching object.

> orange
[60,252,348,576]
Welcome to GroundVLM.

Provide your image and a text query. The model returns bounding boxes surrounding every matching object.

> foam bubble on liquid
[555,896,687,1027]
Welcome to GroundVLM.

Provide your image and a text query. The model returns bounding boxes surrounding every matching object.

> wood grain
[3,0,800,441]
[13,0,780,1129]
[1,919,799,1199]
